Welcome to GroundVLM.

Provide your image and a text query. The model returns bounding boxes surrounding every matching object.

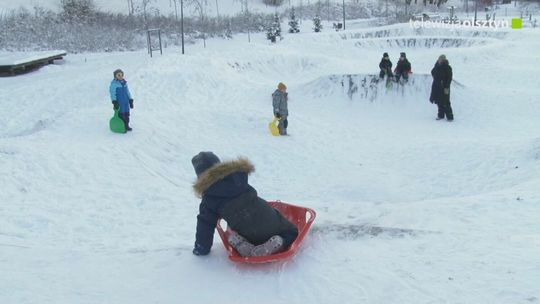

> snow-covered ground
[1,20,540,304]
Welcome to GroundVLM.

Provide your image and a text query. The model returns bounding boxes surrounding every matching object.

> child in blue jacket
[109,69,134,131]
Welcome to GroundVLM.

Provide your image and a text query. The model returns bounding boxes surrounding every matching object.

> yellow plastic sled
[268,117,280,136]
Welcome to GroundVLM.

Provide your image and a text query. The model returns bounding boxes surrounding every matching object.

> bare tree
[186,0,209,47]
[127,0,135,15]
[60,0,96,22]
[139,0,155,28]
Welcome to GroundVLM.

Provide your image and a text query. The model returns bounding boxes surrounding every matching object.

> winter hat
[438,54,447,61]
[400,52,406,58]
[383,52,389,58]
[113,69,124,78]
[192,152,221,177]
[278,82,287,90]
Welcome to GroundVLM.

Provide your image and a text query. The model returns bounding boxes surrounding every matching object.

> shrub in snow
[0,5,274,52]
[263,0,284,6]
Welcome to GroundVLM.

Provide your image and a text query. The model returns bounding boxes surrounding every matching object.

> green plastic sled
[385,76,394,89]
[109,109,126,133]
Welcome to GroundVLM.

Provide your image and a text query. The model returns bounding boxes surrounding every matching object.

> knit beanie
[192,152,221,177]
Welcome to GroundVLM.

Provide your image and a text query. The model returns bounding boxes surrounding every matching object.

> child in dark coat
[191,152,298,257]
[379,52,393,79]
[109,69,134,131]
[394,52,412,83]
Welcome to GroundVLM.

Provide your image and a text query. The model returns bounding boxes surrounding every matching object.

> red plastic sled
[216,201,316,263]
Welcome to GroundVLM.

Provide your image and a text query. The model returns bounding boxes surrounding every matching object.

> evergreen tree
[267,13,281,42]
[288,7,300,33]
[266,25,276,42]
[313,15,322,32]
[272,13,282,38]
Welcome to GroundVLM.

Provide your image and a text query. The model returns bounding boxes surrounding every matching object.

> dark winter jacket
[379,58,393,73]
[109,79,132,113]
[430,60,453,104]
[395,59,412,74]
[192,158,298,255]
[272,89,288,116]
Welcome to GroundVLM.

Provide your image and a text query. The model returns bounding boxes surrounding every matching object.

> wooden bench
[0,51,67,75]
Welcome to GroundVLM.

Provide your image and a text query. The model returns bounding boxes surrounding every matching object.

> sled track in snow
[1,118,55,138]
[354,37,493,49]
[340,27,509,40]
[299,73,464,102]
[341,26,507,50]
[311,224,439,240]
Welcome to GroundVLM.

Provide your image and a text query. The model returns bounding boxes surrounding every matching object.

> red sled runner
[216,201,316,263]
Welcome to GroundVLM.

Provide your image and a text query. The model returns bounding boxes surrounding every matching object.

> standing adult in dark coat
[191,152,298,257]
[430,54,454,121]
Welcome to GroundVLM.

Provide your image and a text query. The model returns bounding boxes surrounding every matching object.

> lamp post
[342,0,346,30]
[181,0,184,54]
[172,0,185,54]
[327,0,330,22]
[246,0,251,43]
[474,0,478,25]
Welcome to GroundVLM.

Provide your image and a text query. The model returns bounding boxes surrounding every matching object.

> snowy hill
[1,21,540,304]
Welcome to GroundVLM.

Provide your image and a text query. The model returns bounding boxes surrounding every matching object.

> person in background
[394,52,412,83]
[379,52,393,79]
[430,55,454,121]
[272,82,289,136]
[109,69,134,131]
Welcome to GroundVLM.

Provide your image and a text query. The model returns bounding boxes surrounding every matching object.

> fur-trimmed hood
[193,158,255,197]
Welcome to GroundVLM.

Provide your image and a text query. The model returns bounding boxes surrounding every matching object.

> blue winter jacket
[109,79,132,113]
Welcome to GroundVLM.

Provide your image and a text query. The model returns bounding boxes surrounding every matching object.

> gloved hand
[274,112,281,119]
[429,97,434,104]
[112,100,119,110]
[129,99,134,109]
[443,88,450,95]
